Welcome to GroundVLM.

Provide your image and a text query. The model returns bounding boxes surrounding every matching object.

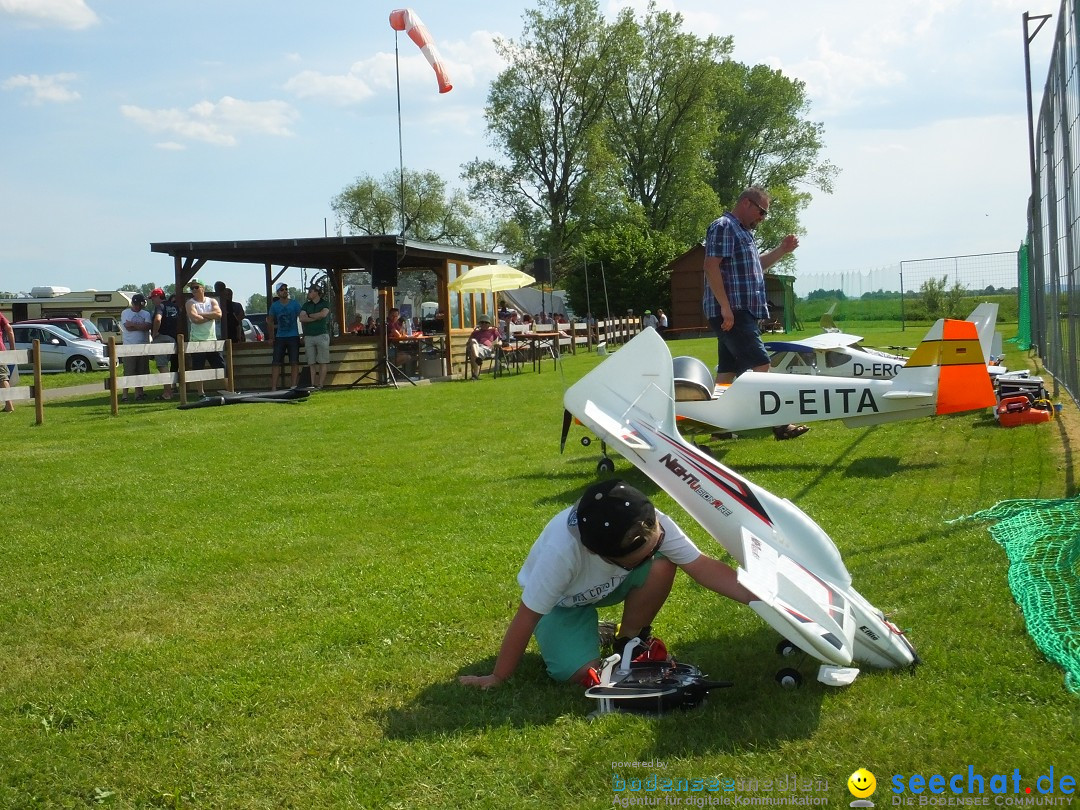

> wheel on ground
[66,356,92,373]
[776,640,799,657]
[596,458,615,475]
[775,668,803,689]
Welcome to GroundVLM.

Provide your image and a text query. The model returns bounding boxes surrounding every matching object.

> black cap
[574,479,655,557]
[132,293,147,306]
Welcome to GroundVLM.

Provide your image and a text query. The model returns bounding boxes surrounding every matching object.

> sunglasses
[748,199,769,218]
[605,525,666,572]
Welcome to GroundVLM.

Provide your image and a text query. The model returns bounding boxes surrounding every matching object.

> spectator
[214,281,246,343]
[268,282,302,390]
[465,314,501,380]
[299,283,331,389]
[185,279,224,396]
[150,287,179,400]
[657,308,668,332]
[642,310,659,330]
[120,293,153,401]
[0,309,15,413]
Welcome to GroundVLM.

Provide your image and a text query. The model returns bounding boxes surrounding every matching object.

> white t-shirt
[120,307,153,344]
[518,506,701,615]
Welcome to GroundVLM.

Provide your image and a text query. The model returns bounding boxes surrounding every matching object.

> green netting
[951,497,1080,694]
[1011,240,1032,351]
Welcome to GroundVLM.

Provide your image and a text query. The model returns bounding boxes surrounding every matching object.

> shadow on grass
[382,627,836,756]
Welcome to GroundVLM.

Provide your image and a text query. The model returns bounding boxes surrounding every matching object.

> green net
[1011,240,1032,350]
[951,497,1080,694]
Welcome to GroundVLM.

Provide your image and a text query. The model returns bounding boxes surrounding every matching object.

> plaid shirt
[702,212,769,320]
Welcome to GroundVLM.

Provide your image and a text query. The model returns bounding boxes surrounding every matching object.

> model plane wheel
[776,640,800,658]
[775,668,803,689]
[580,436,592,447]
[597,458,615,476]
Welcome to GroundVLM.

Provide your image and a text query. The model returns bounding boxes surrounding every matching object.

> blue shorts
[532,559,654,682]
[709,309,769,375]
[273,336,301,364]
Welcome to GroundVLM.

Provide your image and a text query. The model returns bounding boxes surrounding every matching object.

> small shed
[667,244,797,333]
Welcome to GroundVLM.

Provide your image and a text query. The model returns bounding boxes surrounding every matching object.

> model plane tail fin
[889,317,996,415]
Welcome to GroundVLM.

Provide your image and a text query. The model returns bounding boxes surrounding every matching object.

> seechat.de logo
[848,768,877,807]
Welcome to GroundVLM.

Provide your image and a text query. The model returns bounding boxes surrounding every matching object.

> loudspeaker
[372,250,399,288]
[532,257,551,284]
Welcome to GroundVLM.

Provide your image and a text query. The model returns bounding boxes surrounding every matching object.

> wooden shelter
[667,244,798,334]
[149,235,511,387]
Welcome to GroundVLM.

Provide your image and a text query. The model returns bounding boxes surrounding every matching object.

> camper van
[0,287,132,343]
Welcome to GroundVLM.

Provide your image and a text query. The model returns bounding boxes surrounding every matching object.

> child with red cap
[458,479,754,689]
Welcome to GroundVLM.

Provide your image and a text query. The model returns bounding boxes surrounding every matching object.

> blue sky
[0,0,1056,304]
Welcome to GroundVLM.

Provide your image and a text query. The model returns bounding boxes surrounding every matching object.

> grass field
[2,323,1078,809]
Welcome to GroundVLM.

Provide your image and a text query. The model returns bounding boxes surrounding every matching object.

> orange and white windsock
[389,8,453,94]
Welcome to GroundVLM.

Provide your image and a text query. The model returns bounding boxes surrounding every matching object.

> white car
[12,323,110,373]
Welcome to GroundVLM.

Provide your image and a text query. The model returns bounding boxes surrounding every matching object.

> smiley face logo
[848,768,876,798]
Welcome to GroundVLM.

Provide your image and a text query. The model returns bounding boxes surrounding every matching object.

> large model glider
[765,303,1001,380]
[675,315,997,433]
[563,328,919,685]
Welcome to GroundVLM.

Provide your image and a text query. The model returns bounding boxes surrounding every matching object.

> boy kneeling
[459,479,754,689]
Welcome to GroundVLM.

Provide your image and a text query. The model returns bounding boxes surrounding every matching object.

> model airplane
[674,315,997,433]
[563,327,919,686]
[764,302,1001,380]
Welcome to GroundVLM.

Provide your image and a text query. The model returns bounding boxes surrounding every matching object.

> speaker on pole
[373,250,399,288]
[532,257,551,284]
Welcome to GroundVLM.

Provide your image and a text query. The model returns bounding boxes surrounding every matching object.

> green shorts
[533,559,653,682]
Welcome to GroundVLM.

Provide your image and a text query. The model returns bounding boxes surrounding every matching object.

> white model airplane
[674,315,997,433]
[563,328,919,685]
[764,302,1001,380]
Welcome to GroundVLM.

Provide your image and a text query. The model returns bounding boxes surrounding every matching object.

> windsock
[389,8,453,94]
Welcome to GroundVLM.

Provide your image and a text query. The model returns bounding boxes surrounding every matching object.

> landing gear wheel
[775,668,803,689]
[580,436,592,447]
[596,457,615,476]
[776,640,799,658]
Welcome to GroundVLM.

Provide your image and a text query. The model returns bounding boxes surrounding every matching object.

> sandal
[773,424,809,441]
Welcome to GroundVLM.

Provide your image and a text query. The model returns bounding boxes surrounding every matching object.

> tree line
[332,0,835,317]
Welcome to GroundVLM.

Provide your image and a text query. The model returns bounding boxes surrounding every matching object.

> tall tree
[332,168,482,248]
[708,62,838,253]
[605,4,730,245]
[463,0,621,279]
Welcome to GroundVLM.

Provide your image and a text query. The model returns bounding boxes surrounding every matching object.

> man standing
[0,309,15,413]
[703,186,807,440]
[185,279,224,396]
[268,282,301,390]
[150,287,179,400]
[299,282,331,389]
[120,293,153,401]
[214,281,246,343]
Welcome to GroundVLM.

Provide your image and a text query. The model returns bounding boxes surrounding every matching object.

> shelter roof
[149,235,506,271]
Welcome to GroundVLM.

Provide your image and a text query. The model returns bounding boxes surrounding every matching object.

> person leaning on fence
[0,309,15,413]
[120,293,153,401]
[465,314,501,380]
[299,282,331,389]
[150,288,178,400]
[185,279,224,396]
[457,479,754,691]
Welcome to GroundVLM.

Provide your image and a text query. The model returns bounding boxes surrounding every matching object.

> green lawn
[1,326,1077,809]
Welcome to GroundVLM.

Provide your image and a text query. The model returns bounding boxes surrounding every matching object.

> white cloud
[1,73,80,104]
[283,70,375,106]
[120,96,299,147]
[0,0,98,29]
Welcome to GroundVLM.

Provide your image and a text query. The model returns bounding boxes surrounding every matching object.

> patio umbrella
[448,264,536,319]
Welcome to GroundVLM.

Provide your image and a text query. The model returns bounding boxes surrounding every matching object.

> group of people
[459,186,807,698]
[114,278,333,400]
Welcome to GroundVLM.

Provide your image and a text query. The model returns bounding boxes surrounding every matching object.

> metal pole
[395,31,406,238]
[1023,10,1052,360]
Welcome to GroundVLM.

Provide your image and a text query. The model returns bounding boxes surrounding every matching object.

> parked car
[12,323,110,373]
[246,313,268,336]
[242,318,264,342]
[17,317,103,343]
